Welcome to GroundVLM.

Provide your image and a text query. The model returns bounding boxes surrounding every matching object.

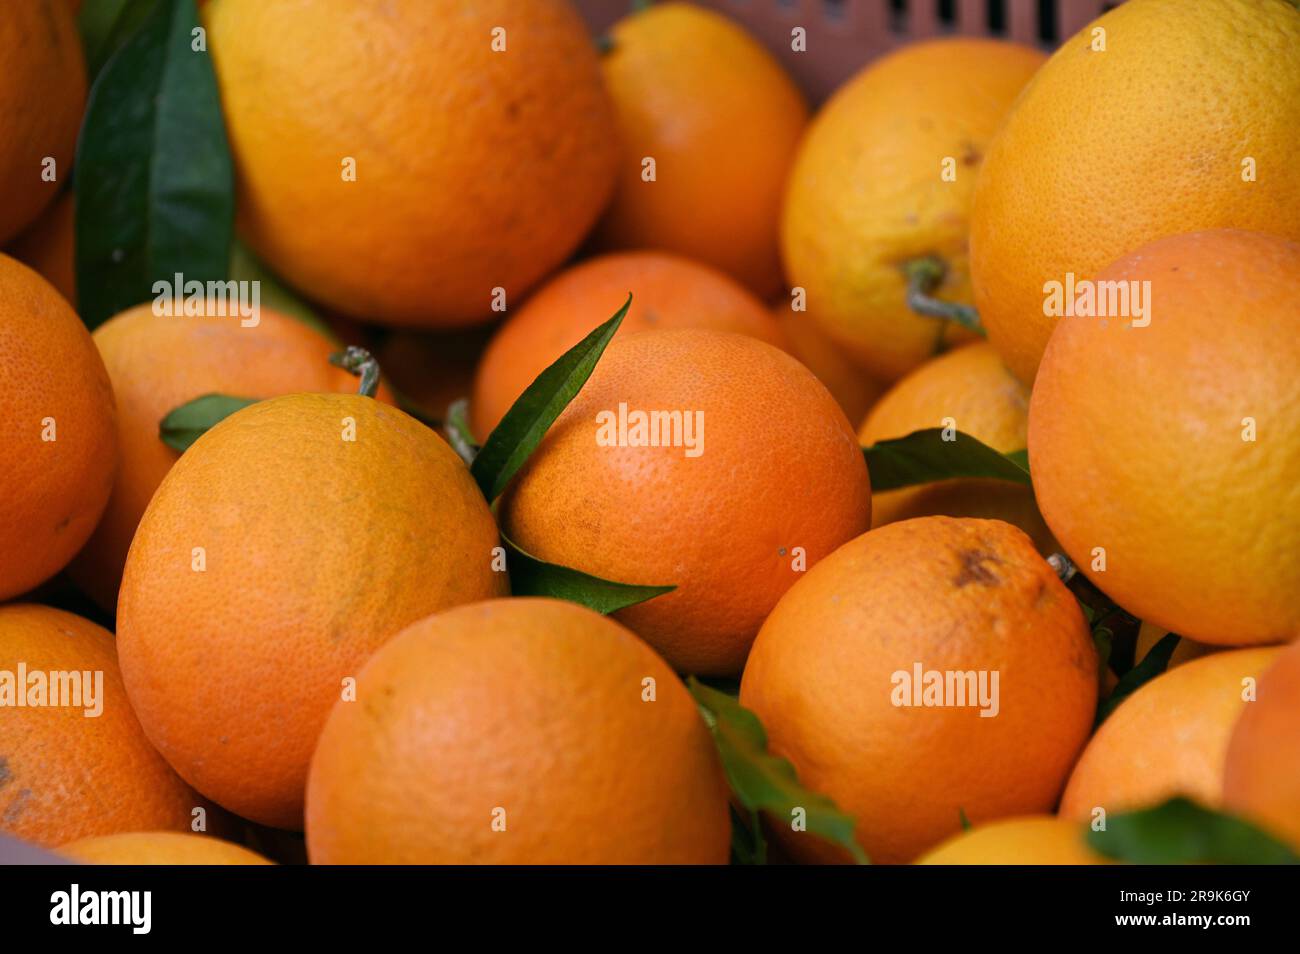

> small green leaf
[77,0,158,79]
[1003,448,1029,471]
[470,296,630,501]
[689,678,868,865]
[501,535,672,615]
[958,808,972,831]
[1089,797,1300,864]
[1096,632,1180,725]
[862,429,1032,491]
[228,241,332,338]
[159,394,257,451]
[444,398,480,467]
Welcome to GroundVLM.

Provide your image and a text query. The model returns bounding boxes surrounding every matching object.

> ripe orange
[970,0,1300,383]
[377,325,492,434]
[471,251,787,438]
[204,0,617,326]
[0,605,208,848]
[307,598,731,864]
[857,342,1054,553]
[7,191,74,306]
[59,831,273,865]
[594,2,806,298]
[0,1,86,244]
[771,300,887,427]
[917,817,1108,865]
[739,517,1097,864]
[1059,647,1281,822]
[781,38,1044,381]
[117,394,506,829]
[499,329,871,675]
[67,302,392,612]
[0,253,116,600]
[1029,230,1300,646]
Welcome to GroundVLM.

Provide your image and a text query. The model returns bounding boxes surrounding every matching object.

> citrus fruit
[204,0,617,326]
[0,605,208,848]
[59,831,273,865]
[377,325,492,436]
[306,598,730,864]
[781,38,1044,381]
[771,300,887,427]
[0,1,86,244]
[857,342,1054,553]
[471,251,786,438]
[739,516,1097,864]
[1059,647,1282,822]
[1223,639,1300,851]
[117,393,506,828]
[499,329,871,675]
[1029,230,1300,646]
[7,191,74,306]
[917,817,1108,865]
[970,0,1300,383]
[67,302,391,611]
[0,253,116,601]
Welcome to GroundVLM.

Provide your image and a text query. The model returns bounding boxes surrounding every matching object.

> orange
[781,38,1044,381]
[306,598,730,864]
[970,0,1300,383]
[7,191,74,306]
[594,2,806,298]
[377,325,493,435]
[857,342,1054,553]
[204,0,617,326]
[0,1,86,244]
[1029,230,1300,646]
[917,817,1109,865]
[1223,639,1300,852]
[1060,647,1281,822]
[1134,622,1217,671]
[0,605,208,848]
[117,394,506,829]
[739,517,1097,864]
[771,300,887,427]
[471,251,787,438]
[67,302,392,612]
[59,831,273,865]
[0,253,116,600]
[499,329,870,675]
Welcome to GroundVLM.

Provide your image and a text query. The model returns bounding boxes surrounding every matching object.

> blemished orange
[306,598,731,864]
[499,330,871,675]
[7,191,75,306]
[117,394,507,829]
[1223,639,1300,852]
[204,0,617,326]
[1029,230,1300,646]
[970,0,1300,383]
[740,517,1097,864]
[67,302,392,612]
[594,2,806,298]
[857,342,1054,553]
[59,832,273,865]
[772,301,887,427]
[0,605,207,848]
[781,38,1044,381]
[471,251,787,438]
[917,817,1109,865]
[0,1,86,244]
[0,253,116,600]
[1059,647,1282,822]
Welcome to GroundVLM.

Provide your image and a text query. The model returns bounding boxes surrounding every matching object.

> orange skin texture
[772,301,888,427]
[1060,647,1281,822]
[471,251,787,438]
[7,191,74,306]
[594,3,806,299]
[67,302,392,612]
[1223,640,1300,852]
[740,517,1097,864]
[0,605,208,848]
[0,1,85,244]
[970,0,1300,383]
[1029,230,1300,646]
[858,342,1054,553]
[306,598,731,864]
[781,38,1043,381]
[204,0,617,326]
[917,816,1109,865]
[499,330,871,675]
[117,394,507,829]
[0,254,116,600]
[59,831,273,865]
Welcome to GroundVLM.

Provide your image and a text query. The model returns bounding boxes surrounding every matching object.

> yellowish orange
[918,817,1109,865]
[59,832,273,865]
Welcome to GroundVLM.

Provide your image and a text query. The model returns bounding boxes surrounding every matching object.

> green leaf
[159,394,257,451]
[688,678,868,865]
[1003,448,1029,471]
[1089,797,1300,864]
[501,535,672,615]
[75,0,234,329]
[1096,632,1179,725]
[77,0,159,79]
[470,296,630,501]
[444,398,479,467]
[862,429,1032,492]
[958,808,972,831]
[228,241,332,338]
